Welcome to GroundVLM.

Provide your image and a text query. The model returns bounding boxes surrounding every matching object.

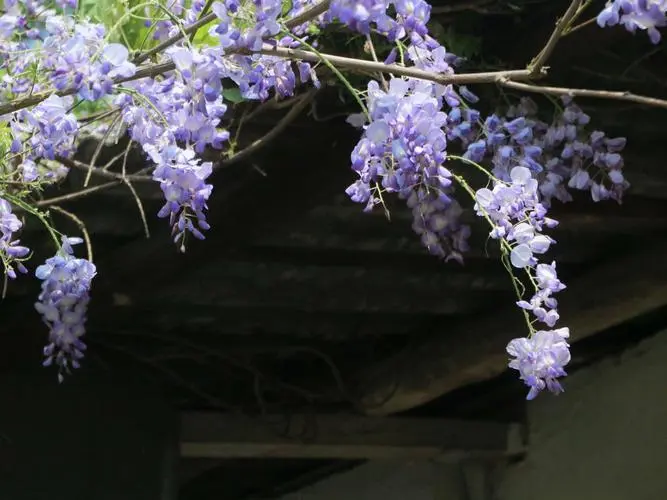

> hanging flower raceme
[148,145,214,251]
[346,75,471,262]
[475,167,569,399]
[475,166,563,325]
[34,237,96,382]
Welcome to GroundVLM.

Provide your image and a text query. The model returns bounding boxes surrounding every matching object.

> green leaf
[192,20,220,47]
[222,87,245,103]
[0,122,11,160]
[281,0,293,17]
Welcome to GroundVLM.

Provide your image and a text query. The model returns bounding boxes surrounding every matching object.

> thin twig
[50,205,94,262]
[122,177,151,239]
[529,0,583,75]
[220,89,317,167]
[499,78,667,110]
[119,138,134,176]
[79,107,120,124]
[243,93,306,123]
[364,34,389,88]
[85,113,122,187]
[41,91,313,206]
[566,15,597,34]
[35,181,122,207]
[55,155,152,182]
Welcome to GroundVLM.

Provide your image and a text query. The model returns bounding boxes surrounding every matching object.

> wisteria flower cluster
[344,55,626,399]
[461,97,628,208]
[345,76,471,263]
[597,0,667,44]
[34,236,96,382]
[461,100,626,398]
[0,0,660,398]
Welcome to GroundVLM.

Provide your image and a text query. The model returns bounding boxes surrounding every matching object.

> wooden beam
[355,241,667,415]
[255,207,617,263]
[153,261,512,314]
[179,412,523,460]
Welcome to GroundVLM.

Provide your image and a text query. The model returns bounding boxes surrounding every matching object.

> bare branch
[498,78,667,110]
[529,0,583,75]
[0,42,541,118]
[35,181,121,207]
[55,156,152,182]
[259,45,542,85]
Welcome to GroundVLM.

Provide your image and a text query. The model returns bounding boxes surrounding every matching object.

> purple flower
[475,166,563,328]
[597,0,667,43]
[0,198,30,280]
[35,237,96,382]
[149,146,214,251]
[11,94,79,177]
[507,327,571,400]
[345,61,470,262]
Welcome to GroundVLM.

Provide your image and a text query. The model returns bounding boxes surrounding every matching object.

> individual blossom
[34,237,96,382]
[0,197,30,279]
[597,0,667,44]
[507,327,571,400]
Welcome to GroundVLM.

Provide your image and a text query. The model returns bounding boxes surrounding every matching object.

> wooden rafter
[355,241,667,415]
[179,412,523,460]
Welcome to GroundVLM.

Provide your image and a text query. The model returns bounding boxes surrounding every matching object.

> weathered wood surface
[180,412,523,460]
[356,240,667,415]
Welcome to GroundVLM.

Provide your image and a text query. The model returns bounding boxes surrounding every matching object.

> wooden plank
[254,204,621,262]
[179,412,523,460]
[154,260,513,314]
[355,240,667,415]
